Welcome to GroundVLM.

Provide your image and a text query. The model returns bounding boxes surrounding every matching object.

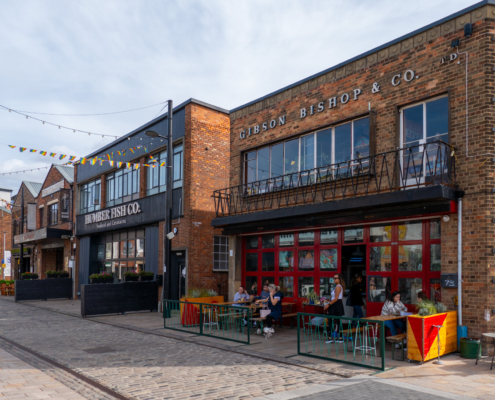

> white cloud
[0,0,475,193]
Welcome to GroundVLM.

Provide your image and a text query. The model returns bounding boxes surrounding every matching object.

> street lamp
[145,99,173,314]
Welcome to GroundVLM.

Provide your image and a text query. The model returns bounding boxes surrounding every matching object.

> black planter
[21,276,38,280]
[47,275,57,279]
[103,278,113,284]
[59,275,70,279]
[140,276,153,281]
[124,276,139,282]
[91,278,102,284]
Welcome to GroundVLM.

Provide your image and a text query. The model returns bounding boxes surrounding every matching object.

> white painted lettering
[310,105,314,115]
[262,122,268,131]
[450,53,458,62]
[353,88,362,100]
[328,97,337,108]
[392,74,401,86]
[341,93,349,104]
[254,125,260,134]
[240,130,246,139]
[278,116,286,125]
[269,120,276,128]
[404,70,415,82]
[317,102,325,112]
[300,108,307,118]
[248,127,252,136]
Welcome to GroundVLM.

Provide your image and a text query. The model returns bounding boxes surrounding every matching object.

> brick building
[212,1,495,337]
[74,99,230,301]
[13,165,75,283]
[11,181,42,278]
[0,188,12,279]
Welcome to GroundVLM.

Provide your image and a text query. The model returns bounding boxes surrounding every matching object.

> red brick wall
[0,209,11,279]
[228,15,495,336]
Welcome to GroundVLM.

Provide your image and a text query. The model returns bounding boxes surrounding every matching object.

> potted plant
[100,271,113,283]
[407,299,457,363]
[139,271,154,281]
[123,270,139,282]
[59,271,70,279]
[304,291,319,305]
[0,280,6,295]
[21,272,38,280]
[46,270,57,279]
[180,289,224,325]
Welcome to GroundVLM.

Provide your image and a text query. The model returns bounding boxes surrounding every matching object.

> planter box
[124,282,158,312]
[140,276,154,281]
[15,279,72,302]
[124,276,139,282]
[407,310,457,363]
[21,276,38,280]
[179,296,225,326]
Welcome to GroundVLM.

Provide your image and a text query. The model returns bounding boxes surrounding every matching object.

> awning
[14,228,72,245]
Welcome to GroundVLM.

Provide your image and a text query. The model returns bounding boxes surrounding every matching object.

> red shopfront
[242,218,442,317]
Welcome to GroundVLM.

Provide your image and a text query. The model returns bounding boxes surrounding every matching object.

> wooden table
[363,314,411,322]
[476,333,495,370]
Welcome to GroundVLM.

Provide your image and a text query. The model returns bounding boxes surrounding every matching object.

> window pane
[403,104,423,144]
[368,276,391,303]
[299,231,314,247]
[97,244,105,260]
[284,139,299,177]
[316,128,332,167]
[300,134,314,171]
[426,97,448,140]
[246,236,258,249]
[320,277,335,297]
[104,262,112,275]
[321,230,338,244]
[430,219,441,239]
[262,234,274,249]
[113,242,119,259]
[430,244,441,271]
[399,245,423,271]
[344,227,363,243]
[246,276,258,296]
[173,152,182,181]
[279,251,294,271]
[261,252,275,272]
[135,261,144,273]
[279,277,294,298]
[105,243,112,259]
[370,247,392,272]
[430,278,441,304]
[120,241,127,258]
[112,261,119,278]
[279,233,294,247]
[246,156,256,184]
[160,153,167,187]
[320,249,337,270]
[335,122,352,163]
[136,239,144,258]
[260,276,275,288]
[399,278,422,304]
[271,143,284,178]
[370,224,391,242]
[353,118,370,159]
[398,221,422,241]
[298,277,314,298]
[298,250,314,271]
[127,240,136,258]
[257,147,270,181]
[245,253,258,272]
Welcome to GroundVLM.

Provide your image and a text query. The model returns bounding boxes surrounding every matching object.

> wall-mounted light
[464,23,473,38]
[451,39,460,48]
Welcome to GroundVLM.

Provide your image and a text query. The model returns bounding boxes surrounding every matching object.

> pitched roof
[54,164,74,183]
[23,181,42,198]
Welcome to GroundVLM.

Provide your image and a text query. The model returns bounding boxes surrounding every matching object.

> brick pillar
[139,156,146,198]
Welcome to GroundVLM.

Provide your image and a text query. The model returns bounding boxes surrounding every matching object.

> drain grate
[83,346,117,354]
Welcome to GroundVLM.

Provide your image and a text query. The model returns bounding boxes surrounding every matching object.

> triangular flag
[49,153,56,157]
[69,156,76,161]
[40,151,47,156]
[30,149,37,153]
[8,145,15,149]
[20,148,27,152]
[80,158,87,165]
[59,155,66,160]
[117,162,122,168]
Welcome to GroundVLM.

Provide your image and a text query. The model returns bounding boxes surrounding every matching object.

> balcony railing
[213,141,456,218]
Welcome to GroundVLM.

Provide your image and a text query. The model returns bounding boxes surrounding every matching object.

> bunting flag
[129,148,135,153]
[8,145,15,149]
[80,158,87,165]
[160,161,166,167]
[30,149,37,153]
[117,162,122,168]
[69,156,76,161]
[99,160,104,166]
[90,158,97,165]
[20,147,27,152]
[109,161,114,167]
[40,151,47,156]
[126,162,131,169]
[49,153,56,157]
[59,155,66,160]
[117,150,122,156]
[134,164,140,169]
[106,152,113,161]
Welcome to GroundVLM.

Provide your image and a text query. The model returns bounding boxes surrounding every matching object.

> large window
[96,229,146,280]
[147,144,184,195]
[48,203,58,226]
[80,179,101,214]
[39,208,44,228]
[107,168,139,207]
[243,219,441,314]
[213,236,229,271]
[244,117,370,185]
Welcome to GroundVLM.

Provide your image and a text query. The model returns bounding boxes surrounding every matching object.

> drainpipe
[457,197,462,326]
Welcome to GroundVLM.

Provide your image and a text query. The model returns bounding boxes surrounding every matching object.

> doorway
[170,252,186,301]
[341,245,367,317]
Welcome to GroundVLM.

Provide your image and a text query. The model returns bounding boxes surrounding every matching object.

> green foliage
[123,271,139,277]
[305,291,319,303]
[46,270,57,276]
[21,272,38,279]
[138,271,154,277]
[435,302,448,313]
[187,288,218,298]
[207,289,218,297]
[417,299,439,316]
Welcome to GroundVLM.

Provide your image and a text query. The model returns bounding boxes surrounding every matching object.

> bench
[280,313,298,329]
[387,333,407,361]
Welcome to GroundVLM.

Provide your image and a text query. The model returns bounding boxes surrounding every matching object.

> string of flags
[1,144,164,176]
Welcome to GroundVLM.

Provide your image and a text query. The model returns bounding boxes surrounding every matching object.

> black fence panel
[81,282,158,317]
[123,282,158,312]
[15,279,73,302]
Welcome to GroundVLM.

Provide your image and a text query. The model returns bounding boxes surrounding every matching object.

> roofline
[84,98,229,159]
[230,0,493,113]
[0,188,13,192]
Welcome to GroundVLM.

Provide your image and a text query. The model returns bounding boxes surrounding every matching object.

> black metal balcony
[213,141,456,218]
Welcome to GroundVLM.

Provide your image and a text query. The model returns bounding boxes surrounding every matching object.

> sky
[0,0,476,196]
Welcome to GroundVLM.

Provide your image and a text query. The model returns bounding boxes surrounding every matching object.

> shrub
[207,289,218,297]
[90,272,112,279]
[123,270,139,277]
[435,302,448,313]
[138,271,154,277]
[21,272,38,279]
[0,280,5,284]
[188,289,202,298]
[46,270,57,276]
[417,299,438,316]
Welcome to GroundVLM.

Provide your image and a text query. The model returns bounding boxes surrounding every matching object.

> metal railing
[297,313,386,371]
[163,300,252,344]
[213,141,455,217]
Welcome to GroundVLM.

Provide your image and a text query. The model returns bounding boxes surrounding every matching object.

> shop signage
[84,201,142,227]
[14,228,47,244]
[42,179,64,197]
[60,190,70,222]
[440,53,458,64]
[441,273,458,288]
[239,69,417,140]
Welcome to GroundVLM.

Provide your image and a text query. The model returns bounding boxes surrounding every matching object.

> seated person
[381,291,408,346]
[233,286,250,307]
[417,291,427,302]
[253,283,270,305]
[255,284,284,336]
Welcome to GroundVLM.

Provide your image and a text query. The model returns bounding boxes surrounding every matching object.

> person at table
[253,283,270,304]
[233,286,250,306]
[417,291,427,302]
[324,273,345,344]
[255,284,284,336]
[350,273,366,327]
[381,291,408,337]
